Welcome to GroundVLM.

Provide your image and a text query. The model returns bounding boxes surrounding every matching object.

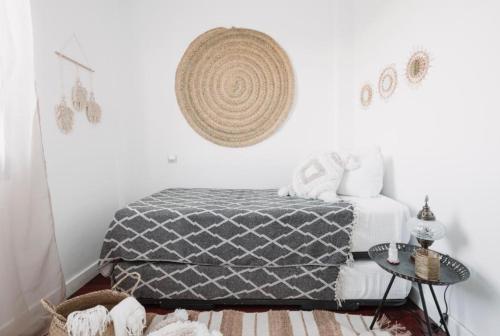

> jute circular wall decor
[406,51,430,84]
[175,27,294,147]
[378,65,398,99]
[360,83,373,108]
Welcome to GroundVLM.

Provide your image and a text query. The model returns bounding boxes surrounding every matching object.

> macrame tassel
[55,97,74,134]
[86,92,102,123]
[147,321,222,336]
[66,305,110,336]
[72,77,88,112]
[126,312,146,336]
[376,315,412,336]
[110,297,146,336]
[146,309,188,334]
[334,266,347,307]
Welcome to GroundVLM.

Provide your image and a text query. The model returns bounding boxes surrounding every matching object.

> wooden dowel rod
[54,51,94,73]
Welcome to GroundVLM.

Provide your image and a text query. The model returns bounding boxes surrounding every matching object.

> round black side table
[368,243,470,336]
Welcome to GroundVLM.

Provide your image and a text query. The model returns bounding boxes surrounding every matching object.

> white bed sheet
[342,260,411,300]
[342,195,411,252]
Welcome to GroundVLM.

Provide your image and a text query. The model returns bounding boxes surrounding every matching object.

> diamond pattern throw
[113,261,340,301]
[99,189,355,268]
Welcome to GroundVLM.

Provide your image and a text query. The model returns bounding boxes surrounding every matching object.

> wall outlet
[167,155,177,163]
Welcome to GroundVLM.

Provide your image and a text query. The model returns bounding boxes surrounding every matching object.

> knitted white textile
[66,305,110,336]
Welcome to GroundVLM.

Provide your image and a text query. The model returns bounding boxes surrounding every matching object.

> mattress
[345,195,410,252]
[341,260,411,300]
[111,260,411,301]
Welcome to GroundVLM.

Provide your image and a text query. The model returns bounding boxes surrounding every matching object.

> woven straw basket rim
[41,272,148,336]
[175,26,294,147]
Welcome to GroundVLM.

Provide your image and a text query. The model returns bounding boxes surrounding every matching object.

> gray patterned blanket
[112,262,340,300]
[99,188,355,268]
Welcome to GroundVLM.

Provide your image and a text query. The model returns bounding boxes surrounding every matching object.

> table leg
[429,285,451,336]
[417,282,433,336]
[370,274,396,330]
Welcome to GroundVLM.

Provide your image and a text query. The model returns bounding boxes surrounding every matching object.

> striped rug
[186,310,411,336]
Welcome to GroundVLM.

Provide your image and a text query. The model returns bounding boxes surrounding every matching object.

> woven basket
[42,272,154,336]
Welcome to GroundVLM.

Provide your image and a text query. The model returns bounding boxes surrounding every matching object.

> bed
[99,188,411,309]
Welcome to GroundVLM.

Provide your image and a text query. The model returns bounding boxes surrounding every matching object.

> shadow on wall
[446,214,469,256]
[382,156,396,198]
[449,269,500,326]
[383,155,471,256]
[384,155,486,331]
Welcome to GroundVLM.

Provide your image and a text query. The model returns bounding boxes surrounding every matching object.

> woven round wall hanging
[378,65,398,99]
[406,50,430,84]
[360,83,373,108]
[175,27,294,147]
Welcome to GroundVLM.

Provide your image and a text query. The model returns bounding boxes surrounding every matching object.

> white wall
[30,0,138,294]
[30,0,340,293]
[126,0,339,192]
[336,1,500,335]
[31,2,499,334]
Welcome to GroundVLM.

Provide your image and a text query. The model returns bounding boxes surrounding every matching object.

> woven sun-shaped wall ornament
[378,65,398,99]
[406,50,431,85]
[360,83,373,108]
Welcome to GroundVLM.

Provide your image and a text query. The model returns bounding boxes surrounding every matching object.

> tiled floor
[73,275,446,335]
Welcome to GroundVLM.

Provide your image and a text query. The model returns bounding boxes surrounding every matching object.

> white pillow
[289,152,345,202]
[337,146,384,197]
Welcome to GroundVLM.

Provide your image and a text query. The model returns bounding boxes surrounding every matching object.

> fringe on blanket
[334,198,359,307]
[377,314,413,336]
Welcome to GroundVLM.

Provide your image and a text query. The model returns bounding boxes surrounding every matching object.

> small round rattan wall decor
[360,84,373,108]
[378,65,398,99]
[406,50,430,84]
[175,27,294,147]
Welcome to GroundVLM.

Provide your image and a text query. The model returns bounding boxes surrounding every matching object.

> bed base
[121,253,402,311]
[139,298,407,311]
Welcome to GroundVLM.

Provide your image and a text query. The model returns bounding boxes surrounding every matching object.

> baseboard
[409,287,476,336]
[65,260,99,297]
[447,316,476,336]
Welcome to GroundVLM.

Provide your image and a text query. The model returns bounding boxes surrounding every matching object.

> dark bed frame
[134,253,408,311]
[140,298,407,311]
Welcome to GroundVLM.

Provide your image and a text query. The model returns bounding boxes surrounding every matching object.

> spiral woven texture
[175,27,294,147]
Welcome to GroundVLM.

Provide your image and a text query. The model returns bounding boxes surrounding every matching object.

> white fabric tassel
[66,305,110,336]
[173,309,188,322]
[110,297,146,336]
[369,315,412,336]
[277,185,293,197]
[145,309,189,334]
[147,321,221,336]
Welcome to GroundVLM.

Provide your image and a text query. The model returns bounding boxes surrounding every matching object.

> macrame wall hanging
[55,34,102,134]
[55,57,74,134]
[86,73,102,124]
